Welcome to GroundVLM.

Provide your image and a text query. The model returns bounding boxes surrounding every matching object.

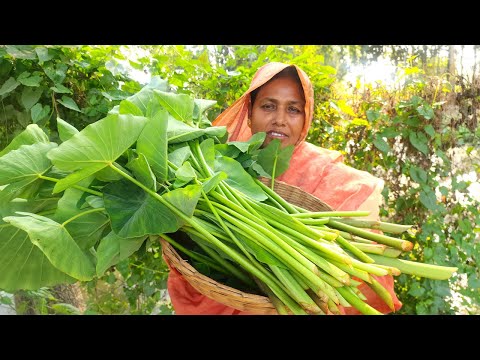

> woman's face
[249,76,306,148]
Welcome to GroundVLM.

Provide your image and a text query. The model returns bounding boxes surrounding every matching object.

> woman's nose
[273,110,287,125]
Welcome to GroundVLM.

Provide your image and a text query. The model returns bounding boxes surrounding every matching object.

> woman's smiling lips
[267,130,288,139]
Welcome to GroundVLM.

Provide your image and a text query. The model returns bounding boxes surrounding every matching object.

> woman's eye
[262,104,275,110]
[289,107,300,113]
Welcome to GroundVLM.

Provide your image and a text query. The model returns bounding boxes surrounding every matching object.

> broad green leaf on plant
[50,83,72,94]
[48,114,148,192]
[95,231,147,276]
[199,138,215,169]
[53,165,106,193]
[103,179,182,238]
[56,117,79,142]
[167,117,226,143]
[136,109,168,181]
[163,184,202,217]
[124,76,168,115]
[373,136,391,153]
[3,195,59,220]
[44,64,67,84]
[0,178,43,206]
[126,153,157,191]
[424,247,433,260]
[202,171,228,194]
[15,109,30,128]
[468,273,480,288]
[405,117,421,127]
[31,103,50,123]
[17,72,31,81]
[53,177,95,221]
[154,90,194,124]
[0,124,49,157]
[379,127,400,138]
[419,189,439,211]
[424,124,436,138]
[409,131,429,155]
[193,99,216,121]
[215,144,241,158]
[21,86,43,111]
[57,96,81,112]
[257,139,294,179]
[146,98,164,118]
[0,77,20,96]
[102,90,129,101]
[84,195,104,209]
[18,75,43,87]
[409,165,428,184]
[0,142,57,185]
[119,99,143,116]
[48,114,147,171]
[228,132,266,153]
[64,212,110,250]
[95,164,129,182]
[407,282,426,297]
[0,225,75,291]
[3,212,96,281]
[417,104,434,120]
[168,145,191,168]
[214,156,268,201]
[251,162,270,178]
[5,45,37,59]
[173,161,196,188]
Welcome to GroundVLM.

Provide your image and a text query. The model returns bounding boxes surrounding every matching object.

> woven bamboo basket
[160,177,333,314]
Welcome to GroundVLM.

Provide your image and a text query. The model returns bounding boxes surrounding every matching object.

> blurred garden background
[0,45,478,315]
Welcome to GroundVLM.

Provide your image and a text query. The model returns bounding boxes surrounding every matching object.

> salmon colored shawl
[212,62,384,214]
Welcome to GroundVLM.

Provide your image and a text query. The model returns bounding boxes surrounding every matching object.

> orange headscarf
[212,62,385,214]
[213,62,314,145]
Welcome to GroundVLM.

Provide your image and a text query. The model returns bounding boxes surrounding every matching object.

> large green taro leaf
[214,157,267,201]
[125,76,168,115]
[47,114,148,193]
[0,124,49,157]
[95,231,147,276]
[167,117,226,144]
[0,142,57,185]
[56,117,79,142]
[126,153,157,191]
[136,109,168,182]
[257,139,294,179]
[0,224,75,291]
[154,90,194,123]
[3,212,95,281]
[103,180,202,238]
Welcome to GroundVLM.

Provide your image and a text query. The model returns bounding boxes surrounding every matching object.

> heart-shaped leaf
[3,212,96,281]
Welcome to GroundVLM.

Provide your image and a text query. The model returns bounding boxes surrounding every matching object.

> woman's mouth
[267,131,288,139]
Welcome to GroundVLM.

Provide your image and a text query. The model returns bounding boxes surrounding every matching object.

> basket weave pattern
[161,177,333,314]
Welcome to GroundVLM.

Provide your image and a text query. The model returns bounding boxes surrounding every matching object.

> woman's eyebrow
[260,97,305,104]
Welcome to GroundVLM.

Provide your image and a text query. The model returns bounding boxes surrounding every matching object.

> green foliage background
[1,45,478,314]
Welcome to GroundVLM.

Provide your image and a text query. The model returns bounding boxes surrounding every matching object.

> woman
[166,62,402,315]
